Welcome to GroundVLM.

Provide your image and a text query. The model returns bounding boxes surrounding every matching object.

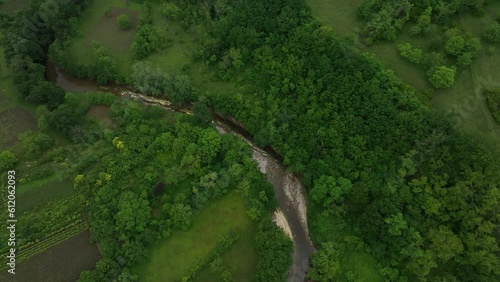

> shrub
[91,42,119,84]
[422,52,445,69]
[0,151,18,171]
[427,66,456,89]
[397,43,423,64]
[161,3,182,20]
[482,23,500,43]
[132,24,168,60]
[444,34,466,56]
[444,29,481,66]
[117,14,132,30]
[27,133,55,156]
[130,61,168,96]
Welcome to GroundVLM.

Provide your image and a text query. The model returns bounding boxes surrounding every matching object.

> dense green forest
[0,0,499,281]
[190,0,500,281]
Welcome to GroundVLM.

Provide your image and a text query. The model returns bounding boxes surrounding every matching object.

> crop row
[18,221,89,259]
[0,220,89,271]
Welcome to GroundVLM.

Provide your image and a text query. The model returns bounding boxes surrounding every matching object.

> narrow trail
[48,63,316,281]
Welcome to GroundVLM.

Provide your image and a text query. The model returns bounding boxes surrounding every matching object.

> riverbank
[47,63,315,281]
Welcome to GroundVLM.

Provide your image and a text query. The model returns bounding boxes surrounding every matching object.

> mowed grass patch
[146,18,192,73]
[0,0,29,14]
[134,191,257,282]
[68,0,143,75]
[17,177,74,214]
[71,7,139,56]
[307,0,363,37]
[192,216,258,282]
[431,67,494,132]
[221,225,258,282]
[0,107,37,150]
[0,230,101,282]
[366,38,430,92]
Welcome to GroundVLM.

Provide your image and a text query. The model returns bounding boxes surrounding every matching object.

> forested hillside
[192,0,500,281]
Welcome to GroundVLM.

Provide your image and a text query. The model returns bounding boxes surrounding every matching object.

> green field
[307,0,363,37]
[67,0,144,75]
[133,191,257,282]
[192,220,258,282]
[17,177,74,213]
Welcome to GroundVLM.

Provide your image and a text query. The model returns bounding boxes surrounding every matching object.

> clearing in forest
[133,192,257,282]
[82,7,139,53]
[67,0,143,74]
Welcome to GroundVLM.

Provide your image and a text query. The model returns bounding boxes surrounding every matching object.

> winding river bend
[47,63,316,282]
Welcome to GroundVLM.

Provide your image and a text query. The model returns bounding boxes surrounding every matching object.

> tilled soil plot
[0,231,101,282]
[0,108,37,150]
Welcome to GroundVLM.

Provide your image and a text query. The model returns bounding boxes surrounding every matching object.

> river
[46,63,316,282]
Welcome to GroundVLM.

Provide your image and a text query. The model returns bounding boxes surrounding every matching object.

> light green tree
[427,66,456,88]
[397,43,423,64]
[429,225,464,261]
[310,175,352,208]
[308,241,344,281]
[117,14,132,30]
[385,212,408,236]
[0,150,17,170]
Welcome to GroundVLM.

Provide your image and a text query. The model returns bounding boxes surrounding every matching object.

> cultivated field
[0,230,100,282]
[17,178,74,213]
[0,0,29,14]
[86,105,114,128]
[0,108,37,150]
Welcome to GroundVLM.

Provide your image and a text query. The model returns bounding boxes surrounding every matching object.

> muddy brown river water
[47,62,316,281]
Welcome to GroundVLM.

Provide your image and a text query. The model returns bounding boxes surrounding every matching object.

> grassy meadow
[64,0,241,96]
[17,177,74,213]
[133,191,257,282]
[67,0,144,75]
